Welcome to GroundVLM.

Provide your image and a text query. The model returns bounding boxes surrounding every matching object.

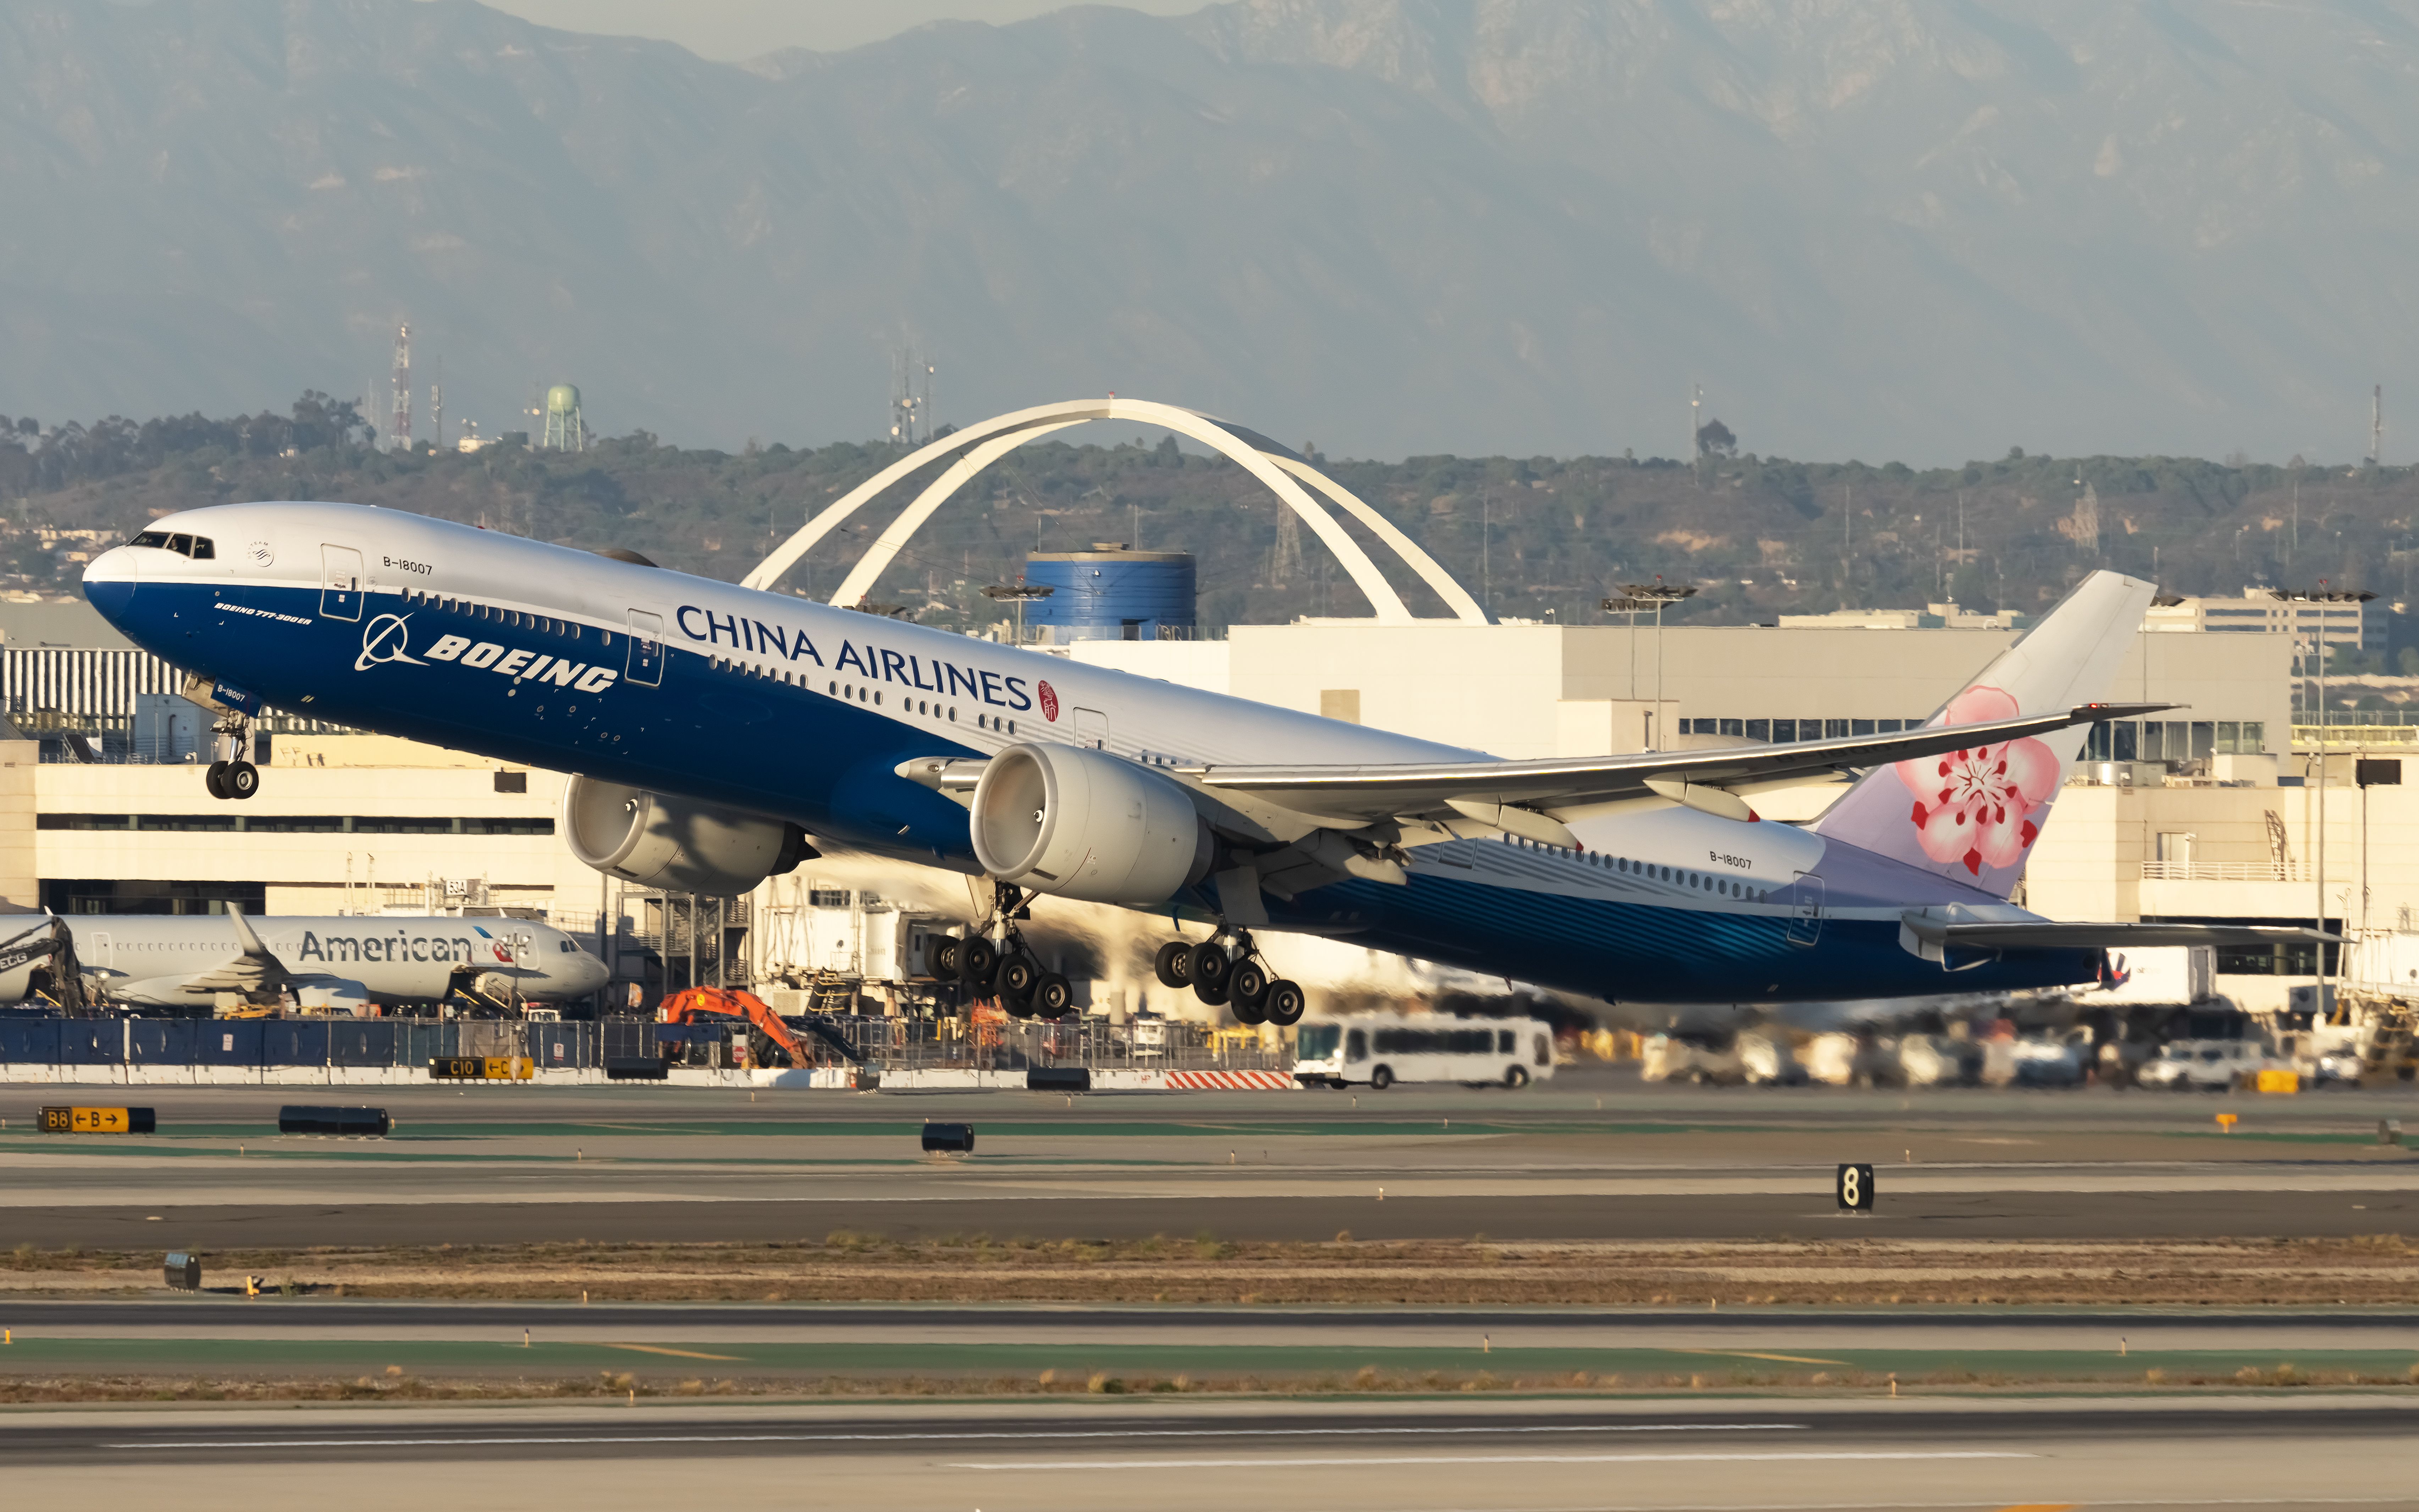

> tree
[1695,418,1738,458]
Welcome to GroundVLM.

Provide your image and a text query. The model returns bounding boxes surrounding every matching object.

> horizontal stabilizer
[1900,911,2332,966]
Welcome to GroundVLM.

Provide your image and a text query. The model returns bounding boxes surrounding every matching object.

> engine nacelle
[971,743,1213,904]
[562,776,811,897]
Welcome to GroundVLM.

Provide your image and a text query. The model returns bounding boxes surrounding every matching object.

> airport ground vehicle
[2138,1037,2272,1090]
[1292,1013,1554,1089]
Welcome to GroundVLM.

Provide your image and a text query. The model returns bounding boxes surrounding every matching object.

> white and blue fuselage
[82,503,2097,1005]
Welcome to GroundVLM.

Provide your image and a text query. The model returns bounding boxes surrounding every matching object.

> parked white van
[1293,1014,1555,1089]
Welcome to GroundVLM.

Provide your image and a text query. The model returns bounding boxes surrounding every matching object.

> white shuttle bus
[1293,1013,1556,1090]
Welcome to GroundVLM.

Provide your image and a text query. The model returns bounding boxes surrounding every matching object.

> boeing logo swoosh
[356,613,427,671]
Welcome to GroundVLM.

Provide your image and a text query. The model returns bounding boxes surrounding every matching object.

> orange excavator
[657,986,824,1069]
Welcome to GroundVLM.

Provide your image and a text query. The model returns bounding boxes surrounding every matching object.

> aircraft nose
[570,951,611,995]
[83,550,138,627]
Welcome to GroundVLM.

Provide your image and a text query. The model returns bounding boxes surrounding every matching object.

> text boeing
[675,603,1034,712]
[424,634,620,692]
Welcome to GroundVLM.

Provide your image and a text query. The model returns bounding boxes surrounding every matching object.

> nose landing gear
[204,713,259,801]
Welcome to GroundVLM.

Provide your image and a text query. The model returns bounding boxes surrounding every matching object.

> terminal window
[41,879,265,915]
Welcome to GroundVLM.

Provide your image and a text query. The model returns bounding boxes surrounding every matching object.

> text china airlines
[672,605,1038,712]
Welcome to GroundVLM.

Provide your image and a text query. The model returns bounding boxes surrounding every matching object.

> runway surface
[5,1397,2417,1510]
[6,1075,2418,1245]
[15,1298,2415,1337]
[4,1296,2416,1388]
[11,1189,2419,1247]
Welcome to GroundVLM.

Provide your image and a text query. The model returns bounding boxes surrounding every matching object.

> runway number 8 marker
[1836,1162,1875,1212]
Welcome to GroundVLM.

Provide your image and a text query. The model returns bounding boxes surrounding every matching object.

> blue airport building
[1024,545,1196,642]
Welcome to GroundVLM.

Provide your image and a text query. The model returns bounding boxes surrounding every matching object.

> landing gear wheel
[224,761,259,800]
[931,937,961,978]
[1153,940,1195,989]
[1263,980,1306,1027]
[957,936,999,984]
[995,952,1042,1000]
[1034,972,1074,1018]
[205,761,230,800]
[1004,989,1037,1020]
[1228,959,1270,1009]
[1192,972,1230,1008]
[1369,1064,1394,1090]
[1232,990,1268,1027]
[1504,1064,1531,1088]
[1189,940,1232,993]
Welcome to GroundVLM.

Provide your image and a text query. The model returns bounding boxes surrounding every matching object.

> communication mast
[430,356,443,453]
[2373,385,2385,467]
[389,324,412,452]
[891,349,933,448]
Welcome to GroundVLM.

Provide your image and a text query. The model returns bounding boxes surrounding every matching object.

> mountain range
[0,0,2413,462]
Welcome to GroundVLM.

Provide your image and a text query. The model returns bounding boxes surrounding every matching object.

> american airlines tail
[1811,569,2154,899]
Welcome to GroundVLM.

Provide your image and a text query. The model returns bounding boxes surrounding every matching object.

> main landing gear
[204,712,259,801]
[934,884,1072,1021]
[1154,931,1304,1026]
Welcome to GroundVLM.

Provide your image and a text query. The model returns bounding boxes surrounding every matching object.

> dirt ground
[13,1232,2419,1306]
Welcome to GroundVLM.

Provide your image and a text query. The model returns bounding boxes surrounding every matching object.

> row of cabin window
[1683,717,1921,740]
[402,589,603,644]
[1503,832,1769,901]
[703,654,1024,735]
[128,530,214,559]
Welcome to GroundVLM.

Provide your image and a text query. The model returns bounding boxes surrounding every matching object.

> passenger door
[320,545,365,621]
[1073,707,1108,749]
[625,610,665,687]
[1787,872,1824,947]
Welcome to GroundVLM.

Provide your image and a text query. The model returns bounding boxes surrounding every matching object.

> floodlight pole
[1609,582,1696,751]
[2275,585,2377,1002]
[982,583,1055,645]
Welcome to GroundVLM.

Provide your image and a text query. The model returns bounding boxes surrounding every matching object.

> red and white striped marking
[1163,1069,1297,1091]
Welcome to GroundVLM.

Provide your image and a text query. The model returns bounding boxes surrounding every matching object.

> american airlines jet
[1,909,609,1012]
[81,504,2313,1027]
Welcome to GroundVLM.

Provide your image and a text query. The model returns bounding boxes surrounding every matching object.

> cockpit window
[128,530,215,559]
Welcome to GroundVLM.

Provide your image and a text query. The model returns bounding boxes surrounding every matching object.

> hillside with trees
[5,398,2416,671]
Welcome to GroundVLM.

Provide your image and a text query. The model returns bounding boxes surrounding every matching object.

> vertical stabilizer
[1811,569,2155,898]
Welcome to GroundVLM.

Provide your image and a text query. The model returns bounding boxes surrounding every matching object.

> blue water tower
[1023,544,1196,642]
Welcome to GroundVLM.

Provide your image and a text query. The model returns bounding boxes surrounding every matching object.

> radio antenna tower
[2373,385,2384,467]
[389,323,412,452]
[890,348,933,448]
[430,355,444,453]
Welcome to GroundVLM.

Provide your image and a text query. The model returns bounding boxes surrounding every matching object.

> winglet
[226,904,270,957]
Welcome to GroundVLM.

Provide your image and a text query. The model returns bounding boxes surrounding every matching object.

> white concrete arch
[743,396,1487,625]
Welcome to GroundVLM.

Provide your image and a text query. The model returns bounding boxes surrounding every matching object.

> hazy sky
[473,1,1202,58]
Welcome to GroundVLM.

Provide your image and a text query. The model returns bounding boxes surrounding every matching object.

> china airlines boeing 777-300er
[81,502,2318,1026]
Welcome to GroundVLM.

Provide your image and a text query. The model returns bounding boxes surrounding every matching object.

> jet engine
[970,743,1213,905]
[562,777,812,897]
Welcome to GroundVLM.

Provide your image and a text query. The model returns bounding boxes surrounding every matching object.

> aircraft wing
[1182,702,2171,844]
[166,906,292,997]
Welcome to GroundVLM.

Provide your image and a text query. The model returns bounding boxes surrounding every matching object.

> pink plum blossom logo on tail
[1897,686,2062,877]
